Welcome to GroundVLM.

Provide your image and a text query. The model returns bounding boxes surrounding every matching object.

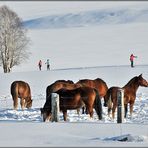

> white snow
[0,1,148,147]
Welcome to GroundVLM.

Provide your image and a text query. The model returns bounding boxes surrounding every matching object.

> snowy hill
[23,7,148,29]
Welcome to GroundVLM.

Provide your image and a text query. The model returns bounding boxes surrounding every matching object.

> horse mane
[123,76,138,88]
[77,79,89,82]
[95,78,108,85]
[54,80,74,84]
[95,78,105,81]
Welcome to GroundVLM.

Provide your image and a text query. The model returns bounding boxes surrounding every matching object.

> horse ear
[40,108,43,113]
[139,74,142,77]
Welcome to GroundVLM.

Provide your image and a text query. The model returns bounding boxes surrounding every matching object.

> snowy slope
[23,7,148,29]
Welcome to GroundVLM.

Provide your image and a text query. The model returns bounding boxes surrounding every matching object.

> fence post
[51,93,60,122]
[117,89,124,123]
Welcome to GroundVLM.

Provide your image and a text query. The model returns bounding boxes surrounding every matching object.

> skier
[38,60,42,71]
[45,59,50,70]
[130,54,137,67]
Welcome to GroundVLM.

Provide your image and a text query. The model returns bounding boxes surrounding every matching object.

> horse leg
[24,98,28,108]
[77,108,80,116]
[82,106,88,114]
[13,96,18,110]
[130,103,134,118]
[62,110,67,121]
[107,94,113,118]
[82,106,85,114]
[20,98,25,110]
[124,104,128,118]
[112,104,117,119]
[85,107,88,114]
[87,106,93,119]
[108,108,112,117]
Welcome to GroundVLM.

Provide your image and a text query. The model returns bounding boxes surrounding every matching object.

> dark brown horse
[40,86,102,121]
[11,81,32,110]
[46,80,81,100]
[76,78,108,113]
[104,74,148,119]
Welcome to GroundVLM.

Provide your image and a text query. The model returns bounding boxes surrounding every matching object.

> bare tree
[0,5,30,73]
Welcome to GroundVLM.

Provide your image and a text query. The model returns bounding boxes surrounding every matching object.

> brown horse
[11,81,32,110]
[40,86,102,121]
[104,74,148,119]
[46,80,81,100]
[76,78,108,113]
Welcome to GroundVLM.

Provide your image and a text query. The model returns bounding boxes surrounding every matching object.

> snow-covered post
[117,89,124,123]
[51,93,60,122]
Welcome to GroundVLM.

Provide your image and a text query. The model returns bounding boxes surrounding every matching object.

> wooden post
[117,89,124,123]
[51,93,59,122]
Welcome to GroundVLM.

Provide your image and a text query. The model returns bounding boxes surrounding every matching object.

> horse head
[26,99,33,108]
[138,74,148,87]
[40,108,51,122]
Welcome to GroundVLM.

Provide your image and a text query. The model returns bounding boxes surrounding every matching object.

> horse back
[76,78,108,97]
[94,78,108,97]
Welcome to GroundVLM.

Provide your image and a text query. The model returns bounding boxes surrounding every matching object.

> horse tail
[94,89,102,120]
[11,81,19,110]
[105,88,113,117]
[104,88,112,107]
[46,84,54,100]
[11,81,18,99]
[108,93,113,110]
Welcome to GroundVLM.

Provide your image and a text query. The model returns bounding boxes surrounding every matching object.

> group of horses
[10,74,148,122]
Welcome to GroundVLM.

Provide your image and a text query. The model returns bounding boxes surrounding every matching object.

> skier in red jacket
[130,54,137,67]
[38,60,42,71]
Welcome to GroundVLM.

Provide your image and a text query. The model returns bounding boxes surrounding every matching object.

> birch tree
[0,5,30,73]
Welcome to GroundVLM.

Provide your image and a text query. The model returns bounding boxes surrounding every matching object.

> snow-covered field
[0,1,148,147]
[0,65,148,146]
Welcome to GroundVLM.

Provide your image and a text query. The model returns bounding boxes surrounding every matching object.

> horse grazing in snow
[41,86,102,121]
[11,80,32,110]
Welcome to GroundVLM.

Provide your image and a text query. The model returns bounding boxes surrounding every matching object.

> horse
[76,78,108,113]
[46,80,81,101]
[10,80,32,110]
[40,86,102,121]
[104,74,148,119]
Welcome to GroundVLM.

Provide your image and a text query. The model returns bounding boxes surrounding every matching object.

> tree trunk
[3,64,10,73]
